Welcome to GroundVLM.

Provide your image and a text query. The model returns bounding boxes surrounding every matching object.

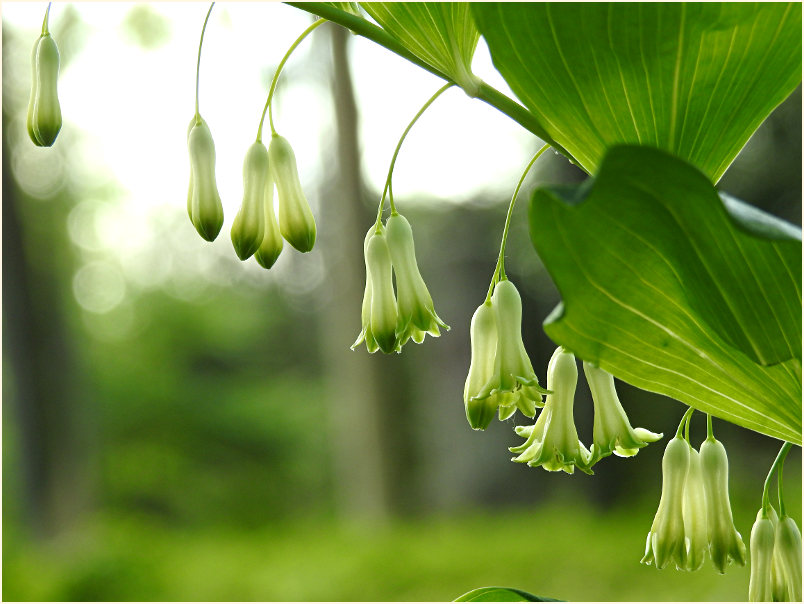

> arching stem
[195,3,216,121]
[485,143,550,301]
[257,18,327,142]
[675,407,695,439]
[374,83,453,225]
[762,441,792,515]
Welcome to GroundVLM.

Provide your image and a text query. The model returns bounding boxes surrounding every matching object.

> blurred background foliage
[2,4,801,602]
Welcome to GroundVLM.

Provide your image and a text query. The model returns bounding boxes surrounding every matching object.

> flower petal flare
[642,436,689,570]
[509,347,592,475]
[385,213,448,347]
[583,361,662,464]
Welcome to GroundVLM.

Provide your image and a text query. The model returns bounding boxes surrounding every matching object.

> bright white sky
[3,2,539,324]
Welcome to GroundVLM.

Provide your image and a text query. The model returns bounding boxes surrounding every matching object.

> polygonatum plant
[28,2,802,601]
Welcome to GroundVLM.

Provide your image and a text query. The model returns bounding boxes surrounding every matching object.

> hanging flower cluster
[642,413,746,573]
[749,443,801,602]
[464,280,548,430]
[506,349,661,475]
[352,214,448,354]
[183,5,319,269]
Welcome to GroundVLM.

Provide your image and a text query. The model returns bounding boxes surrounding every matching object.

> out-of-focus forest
[3,4,801,602]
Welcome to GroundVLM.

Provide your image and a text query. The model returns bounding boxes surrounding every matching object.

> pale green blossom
[269,134,316,253]
[700,435,746,573]
[385,213,448,347]
[583,361,662,464]
[642,436,689,570]
[473,280,546,421]
[509,347,592,475]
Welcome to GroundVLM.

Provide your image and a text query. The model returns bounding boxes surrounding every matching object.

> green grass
[4,496,755,601]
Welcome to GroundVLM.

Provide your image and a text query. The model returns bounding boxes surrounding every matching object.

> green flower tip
[641,436,689,570]
[269,134,316,253]
[465,280,547,429]
[27,33,62,147]
[187,116,224,242]
[583,362,662,464]
[510,347,592,475]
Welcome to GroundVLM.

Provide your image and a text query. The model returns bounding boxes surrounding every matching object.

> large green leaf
[529,145,801,444]
[473,3,802,182]
[455,587,561,602]
[360,2,480,92]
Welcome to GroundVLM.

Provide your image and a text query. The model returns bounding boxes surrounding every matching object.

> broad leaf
[474,3,802,182]
[360,2,480,93]
[529,145,801,444]
[455,587,561,602]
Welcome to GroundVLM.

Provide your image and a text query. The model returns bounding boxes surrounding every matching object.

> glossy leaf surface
[529,146,801,444]
[474,3,802,181]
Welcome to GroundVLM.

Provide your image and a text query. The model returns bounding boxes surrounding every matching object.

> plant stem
[42,2,52,35]
[675,407,694,439]
[374,83,453,223]
[762,441,792,515]
[706,413,714,439]
[485,144,550,300]
[257,18,326,142]
[684,408,694,443]
[195,2,215,120]
[283,2,578,166]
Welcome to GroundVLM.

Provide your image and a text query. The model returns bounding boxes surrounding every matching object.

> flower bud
[642,436,689,570]
[366,229,398,354]
[749,509,776,602]
[683,446,709,571]
[385,213,448,347]
[700,436,746,573]
[187,117,223,241]
[463,302,498,430]
[254,174,284,269]
[583,362,662,464]
[773,516,802,602]
[472,280,546,421]
[27,34,62,147]
[269,134,316,253]
[510,347,592,475]
[231,142,268,260]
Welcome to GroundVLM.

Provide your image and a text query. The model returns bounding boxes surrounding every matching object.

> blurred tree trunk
[316,24,394,523]
[2,119,92,538]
